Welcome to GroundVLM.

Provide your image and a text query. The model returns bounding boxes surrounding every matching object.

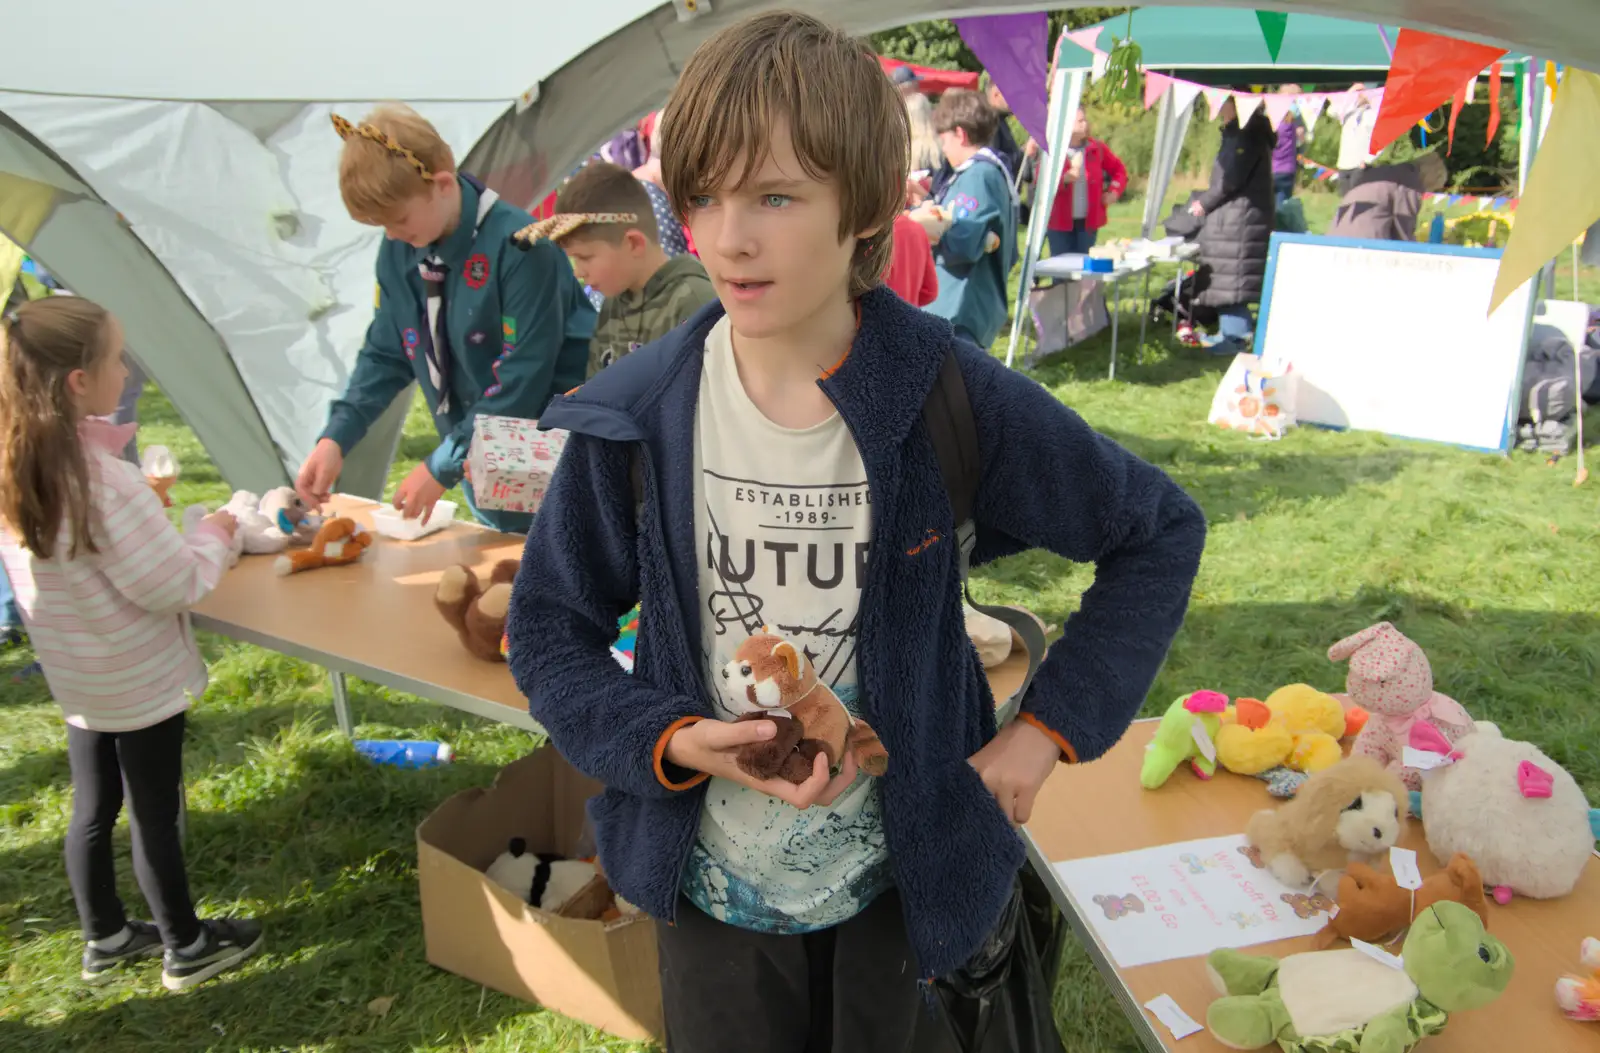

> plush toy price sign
[467,415,569,514]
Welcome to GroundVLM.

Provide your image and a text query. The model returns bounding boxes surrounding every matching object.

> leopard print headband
[330,114,433,181]
[512,213,641,248]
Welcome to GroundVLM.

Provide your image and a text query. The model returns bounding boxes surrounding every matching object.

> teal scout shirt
[321,175,596,527]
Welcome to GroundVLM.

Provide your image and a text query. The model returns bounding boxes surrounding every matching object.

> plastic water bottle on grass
[354,739,454,768]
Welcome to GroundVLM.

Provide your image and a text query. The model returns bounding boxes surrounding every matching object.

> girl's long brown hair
[0,297,112,559]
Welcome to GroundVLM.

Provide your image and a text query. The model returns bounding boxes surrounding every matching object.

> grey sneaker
[161,918,263,991]
[82,920,163,982]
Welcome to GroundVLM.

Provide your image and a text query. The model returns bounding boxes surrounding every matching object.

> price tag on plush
[466,415,569,514]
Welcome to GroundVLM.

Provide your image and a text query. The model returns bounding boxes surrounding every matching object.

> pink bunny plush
[1327,622,1474,791]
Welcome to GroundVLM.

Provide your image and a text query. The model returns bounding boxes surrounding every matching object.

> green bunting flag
[1256,11,1289,62]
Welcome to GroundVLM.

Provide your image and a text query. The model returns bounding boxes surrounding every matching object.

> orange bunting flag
[1370,29,1506,155]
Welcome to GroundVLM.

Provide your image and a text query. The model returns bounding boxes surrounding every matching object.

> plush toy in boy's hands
[1206,900,1513,1052]
[435,560,519,662]
[718,629,887,783]
[1140,690,1228,789]
[273,517,372,575]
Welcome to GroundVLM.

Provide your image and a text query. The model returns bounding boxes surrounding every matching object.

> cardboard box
[416,749,662,1042]
[465,414,568,514]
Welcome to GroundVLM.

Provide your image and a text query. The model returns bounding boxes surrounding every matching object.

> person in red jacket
[883,212,938,307]
[1045,108,1128,256]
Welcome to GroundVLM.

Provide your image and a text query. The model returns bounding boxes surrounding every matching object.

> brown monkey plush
[435,560,519,662]
[720,628,889,783]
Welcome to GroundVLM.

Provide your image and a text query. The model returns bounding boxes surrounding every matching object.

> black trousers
[657,890,955,1053]
[64,711,201,949]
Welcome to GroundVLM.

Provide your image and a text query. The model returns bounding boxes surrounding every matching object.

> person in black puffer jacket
[1189,97,1276,355]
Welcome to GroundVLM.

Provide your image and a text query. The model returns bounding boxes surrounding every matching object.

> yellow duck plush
[1215,699,1295,775]
[1265,684,1345,773]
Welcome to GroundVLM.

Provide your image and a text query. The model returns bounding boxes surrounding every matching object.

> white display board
[1255,235,1533,452]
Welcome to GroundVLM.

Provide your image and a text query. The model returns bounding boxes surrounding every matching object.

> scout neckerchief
[419,177,499,415]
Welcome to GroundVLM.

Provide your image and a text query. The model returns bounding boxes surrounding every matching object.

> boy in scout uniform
[296,104,595,533]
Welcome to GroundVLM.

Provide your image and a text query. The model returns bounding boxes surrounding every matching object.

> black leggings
[64,711,201,949]
[656,890,955,1053]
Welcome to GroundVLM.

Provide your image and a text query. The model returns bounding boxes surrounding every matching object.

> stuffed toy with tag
[273,517,372,575]
[718,628,888,783]
[1411,722,1597,903]
[1555,938,1600,1022]
[1206,900,1513,1052]
[484,837,600,913]
[1245,754,1409,890]
[1329,623,1474,791]
[1215,699,1295,777]
[219,488,322,555]
[1312,853,1489,949]
[435,560,519,662]
[1140,690,1228,789]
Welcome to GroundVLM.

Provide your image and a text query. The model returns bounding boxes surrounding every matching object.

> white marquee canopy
[1,1,1589,494]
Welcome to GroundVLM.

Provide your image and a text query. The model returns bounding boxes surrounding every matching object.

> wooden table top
[191,495,1036,730]
[1025,719,1600,1052]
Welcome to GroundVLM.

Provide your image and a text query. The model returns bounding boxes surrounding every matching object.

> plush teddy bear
[1328,622,1474,792]
[718,628,888,783]
[435,560,519,662]
[1245,754,1409,890]
[274,517,372,575]
[1312,852,1489,949]
[484,837,602,913]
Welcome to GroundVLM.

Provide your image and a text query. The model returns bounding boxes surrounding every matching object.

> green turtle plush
[1205,900,1513,1053]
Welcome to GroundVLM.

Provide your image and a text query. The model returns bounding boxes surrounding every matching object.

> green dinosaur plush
[1205,900,1513,1053]
[1140,690,1229,789]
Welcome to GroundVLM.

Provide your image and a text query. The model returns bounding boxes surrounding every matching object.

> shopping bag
[930,867,1066,1053]
[1208,353,1297,439]
[1027,279,1109,362]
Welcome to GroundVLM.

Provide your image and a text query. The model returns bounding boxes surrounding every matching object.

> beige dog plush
[1245,754,1410,890]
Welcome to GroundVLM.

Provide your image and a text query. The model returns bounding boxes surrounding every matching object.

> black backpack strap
[922,347,1047,726]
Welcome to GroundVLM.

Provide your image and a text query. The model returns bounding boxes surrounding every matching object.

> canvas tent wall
[3,2,1597,496]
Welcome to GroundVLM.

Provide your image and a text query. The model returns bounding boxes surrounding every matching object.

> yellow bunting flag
[1489,68,1600,313]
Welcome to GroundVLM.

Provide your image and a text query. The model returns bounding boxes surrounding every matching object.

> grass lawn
[2,192,1598,1053]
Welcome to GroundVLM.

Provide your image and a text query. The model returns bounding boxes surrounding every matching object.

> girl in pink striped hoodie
[0,297,263,990]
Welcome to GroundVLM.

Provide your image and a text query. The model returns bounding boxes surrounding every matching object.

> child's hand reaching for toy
[968,719,1066,824]
[664,719,856,810]
[201,510,238,539]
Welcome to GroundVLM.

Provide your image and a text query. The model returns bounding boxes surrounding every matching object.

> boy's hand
[664,719,857,810]
[393,462,446,521]
[968,720,1064,825]
[296,438,343,511]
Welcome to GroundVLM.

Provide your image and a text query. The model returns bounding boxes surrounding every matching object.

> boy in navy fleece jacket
[506,12,1206,1051]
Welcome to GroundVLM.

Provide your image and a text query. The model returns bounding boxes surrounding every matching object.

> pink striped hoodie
[0,420,232,732]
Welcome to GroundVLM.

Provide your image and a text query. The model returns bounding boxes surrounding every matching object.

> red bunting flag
[1486,62,1503,145]
[1370,29,1506,155]
[1447,77,1474,154]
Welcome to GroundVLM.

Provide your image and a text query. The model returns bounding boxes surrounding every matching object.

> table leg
[1109,279,1122,380]
[1173,266,1183,338]
[330,670,355,738]
[1138,266,1151,351]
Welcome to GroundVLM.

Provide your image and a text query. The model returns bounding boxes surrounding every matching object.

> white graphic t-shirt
[683,316,890,933]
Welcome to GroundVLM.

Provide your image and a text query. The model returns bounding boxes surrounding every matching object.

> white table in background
[1031,256,1154,380]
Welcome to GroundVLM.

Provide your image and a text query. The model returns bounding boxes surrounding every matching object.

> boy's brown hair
[660,10,909,298]
[0,297,113,559]
[933,89,999,148]
[336,104,456,225]
[554,162,659,244]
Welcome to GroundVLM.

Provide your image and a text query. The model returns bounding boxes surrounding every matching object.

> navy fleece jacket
[506,287,1206,980]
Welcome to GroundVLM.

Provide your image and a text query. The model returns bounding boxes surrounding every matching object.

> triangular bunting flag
[1144,71,1173,111]
[1370,29,1506,155]
[1447,77,1474,154]
[1172,80,1204,119]
[1256,11,1289,61]
[1235,93,1265,125]
[1261,94,1296,129]
[1486,62,1503,145]
[1490,68,1600,312]
[1203,87,1230,120]
[1295,94,1327,123]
